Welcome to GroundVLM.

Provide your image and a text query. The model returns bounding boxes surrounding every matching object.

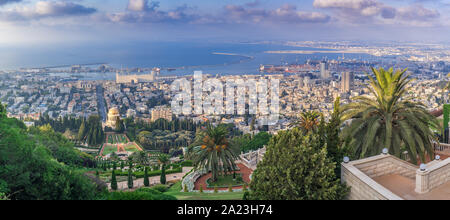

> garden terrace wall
[416,158,450,194]
[341,154,411,200]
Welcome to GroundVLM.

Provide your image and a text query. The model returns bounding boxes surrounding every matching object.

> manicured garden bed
[206,174,244,188]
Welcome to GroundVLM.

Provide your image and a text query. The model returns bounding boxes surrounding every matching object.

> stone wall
[341,154,409,200]
[353,155,417,179]
[415,158,450,194]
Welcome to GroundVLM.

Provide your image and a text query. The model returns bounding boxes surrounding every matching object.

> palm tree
[193,125,239,182]
[292,111,320,132]
[341,67,440,163]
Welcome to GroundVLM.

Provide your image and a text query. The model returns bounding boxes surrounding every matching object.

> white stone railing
[341,154,415,200]
[433,142,450,156]
[415,158,450,194]
[181,168,207,192]
[240,147,266,170]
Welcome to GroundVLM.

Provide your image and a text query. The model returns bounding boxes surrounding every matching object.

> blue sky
[0,0,450,45]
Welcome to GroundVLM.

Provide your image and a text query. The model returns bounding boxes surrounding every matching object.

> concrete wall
[416,158,450,194]
[354,155,417,179]
[341,154,410,200]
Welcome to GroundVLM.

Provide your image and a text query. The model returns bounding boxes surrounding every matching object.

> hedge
[115,167,183,179]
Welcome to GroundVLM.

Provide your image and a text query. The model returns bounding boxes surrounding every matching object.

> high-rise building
[341,72,353,93]
[320,62,328,79]
[151,106,172,122]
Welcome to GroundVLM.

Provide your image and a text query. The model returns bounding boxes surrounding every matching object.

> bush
[180,160,193,167]
[250,128,349,200]
[243,191,250,200]
[228,184,233,192]
[111,170,118,191]
[183,184,188,192]
[214,186,218,193]
[103,191,177,200]
[151,184,169,193]
[143,167,149,187]
[199,185,203,193]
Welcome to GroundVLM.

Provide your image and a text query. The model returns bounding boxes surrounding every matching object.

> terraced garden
[107,134,128,144]
[99,134,143,157]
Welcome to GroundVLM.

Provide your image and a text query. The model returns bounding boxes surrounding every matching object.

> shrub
[111,170,118,191]
[135,187,160,194]
[250,128,349,200]
[103,191,176,200]
[151,184,168,193]
[160,165,166,185]
[199,185,203,193]
[127,169,133,189]
[243,191,250,200]
[214,186,218,193]
[180,160,193,167]
[183,184,188,192]
[228,184,233,192]
[143,167,149,187]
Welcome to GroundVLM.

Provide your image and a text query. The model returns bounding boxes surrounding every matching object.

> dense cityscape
[2,0,450,211]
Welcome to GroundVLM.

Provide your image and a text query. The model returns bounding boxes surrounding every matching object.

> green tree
[144,167,150,187]
[0,103,6,118]
[341,67,440,163]
[292,111,320,132]
[193,126,239,182]
[158,155,169,185]
[78,120,86,141]
[111,169,118,191]
[0,115,102,200]
[250,128,348,200]
[127,168,134,189]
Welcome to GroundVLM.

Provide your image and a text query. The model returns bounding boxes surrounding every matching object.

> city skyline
[0,0,450,46]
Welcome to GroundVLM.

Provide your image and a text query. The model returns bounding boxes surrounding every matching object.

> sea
[0,41,375,80]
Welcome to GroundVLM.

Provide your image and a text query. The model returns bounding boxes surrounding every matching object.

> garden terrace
[342,153,450,200]
[193,163,252,191]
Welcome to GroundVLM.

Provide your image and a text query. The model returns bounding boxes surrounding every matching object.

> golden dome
[109,107,119,115]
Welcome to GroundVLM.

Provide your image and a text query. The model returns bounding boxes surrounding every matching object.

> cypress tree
[160,164,166,185]
[78,120,86,141]
[127,168,134,189]
[144,167,150,187]
[111,169,118,191]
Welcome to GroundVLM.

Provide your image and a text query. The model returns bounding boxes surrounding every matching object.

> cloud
[396,4,440,21]
[223,3,330,24]
[0,1,97,21]
[107,1,198,23]
[313,0,393,19]
[0,0,21,6]
[107,1,330,25]
[127,0,159,12]
[313,0,441,25]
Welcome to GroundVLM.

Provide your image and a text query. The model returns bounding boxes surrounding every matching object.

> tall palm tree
[292,111,320,132]
[193,125,239,182]
[341,67,440,163]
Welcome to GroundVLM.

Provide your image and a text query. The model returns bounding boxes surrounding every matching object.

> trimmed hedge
[103,190,176,200]
[180,160,193,167]
[115,167,182,179]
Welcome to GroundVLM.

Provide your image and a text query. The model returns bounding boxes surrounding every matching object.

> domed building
[106,107,120,128]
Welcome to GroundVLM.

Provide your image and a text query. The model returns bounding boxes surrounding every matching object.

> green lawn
[206,174,244,188]
[165,181,244,200]
[102,145,117,156]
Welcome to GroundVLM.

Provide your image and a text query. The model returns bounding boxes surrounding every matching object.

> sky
[1,0,450,45]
